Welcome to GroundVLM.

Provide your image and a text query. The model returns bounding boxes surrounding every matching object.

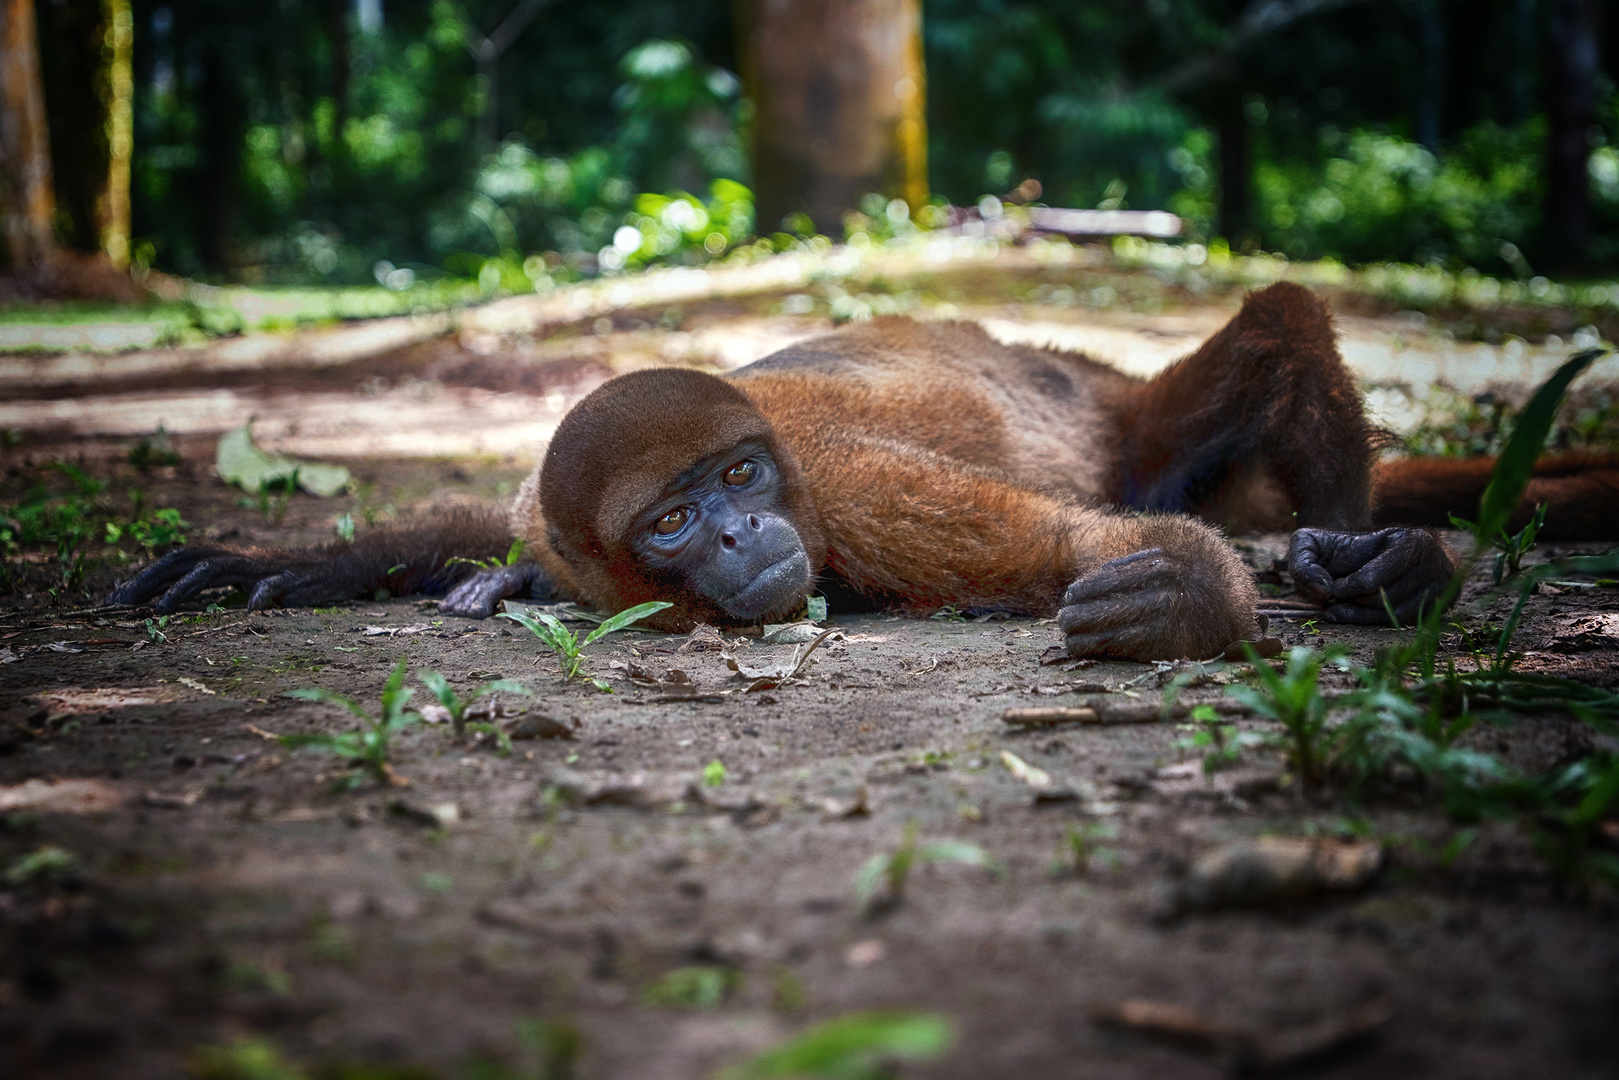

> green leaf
[284,686,370,721]
[417,669,460,713]
[583,600,674,645]
[853,853,890,909]
[473,678,532,700]
[498,610,574,653]
[379,658,413,721]
[278,732,364,757]
[215,422,351,498]
[1474,348,1605,545]
[503,537,525,565]
[714,1011,953,1080]
[918,840,1005,878]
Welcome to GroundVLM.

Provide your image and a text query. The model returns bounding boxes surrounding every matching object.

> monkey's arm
[805,436,1259,660]
[109,505,563,615]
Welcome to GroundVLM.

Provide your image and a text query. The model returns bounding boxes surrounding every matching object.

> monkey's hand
[440,563,555,618]
[107,546,353,613]
[1059,545,1258,661]
[1288,527,1454,625]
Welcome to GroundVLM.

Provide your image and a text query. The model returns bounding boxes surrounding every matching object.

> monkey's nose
[747,515,762,530]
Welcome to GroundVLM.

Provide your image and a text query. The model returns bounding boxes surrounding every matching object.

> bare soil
[3,268,1618,1079]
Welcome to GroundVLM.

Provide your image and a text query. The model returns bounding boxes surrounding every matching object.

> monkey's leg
[1110,281,1453,624]
[108,505,548,615]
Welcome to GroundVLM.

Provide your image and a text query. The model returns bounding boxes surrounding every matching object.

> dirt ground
[3,257,1619,1079]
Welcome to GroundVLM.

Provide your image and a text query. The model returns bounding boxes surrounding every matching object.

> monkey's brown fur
[516,283,1383,656]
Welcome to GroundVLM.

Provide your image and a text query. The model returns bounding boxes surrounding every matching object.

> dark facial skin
[632,442,811,621]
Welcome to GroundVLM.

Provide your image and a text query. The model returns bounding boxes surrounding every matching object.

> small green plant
[334,512,355,542]
[187,1037,304,1080]
[499,600,672,683]
[1048,820,1119,876]
[106,505,190,552]
[702,759,728,787]
[713,1010,953,1080]
[1232,645,1350,791]
[5,845,80,885]
[281,658,421,788]
[1450,501,1547,584]
[854,822,1003,914]
[144,615,171,643]
[416,669,531,752]
[446,537,526,571]
[643,965,739,1009]
[928,605,968,621]
[464,1017,583,1080]
[1174,703,1272,774]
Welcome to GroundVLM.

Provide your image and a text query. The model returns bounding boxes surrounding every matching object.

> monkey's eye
[654,508,689,536]
[723,461,756,486]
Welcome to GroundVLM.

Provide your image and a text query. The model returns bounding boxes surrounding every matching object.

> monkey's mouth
[722,550,811,621]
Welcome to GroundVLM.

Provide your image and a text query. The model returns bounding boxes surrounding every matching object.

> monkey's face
[629,441,811,622]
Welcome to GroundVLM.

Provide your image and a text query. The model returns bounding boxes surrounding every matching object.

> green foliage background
[103,0,1619,284]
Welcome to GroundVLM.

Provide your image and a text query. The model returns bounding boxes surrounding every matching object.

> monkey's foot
[108,547,342,613]
[439,564,553,619]
[1059,547,1256,661]
[1288,527,1454,625]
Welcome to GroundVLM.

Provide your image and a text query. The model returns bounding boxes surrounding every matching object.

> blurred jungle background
[2,0,1614,295]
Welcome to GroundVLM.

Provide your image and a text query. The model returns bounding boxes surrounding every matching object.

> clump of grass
[855,822,1003,915]
[463,1017,583,1080]
[281,658,420,788]
[1232,644,1351,792]
[642,965,740,1009]
[702,759,728,787]
[417,669,531,754]
[1449,501,1547,584]
[499,600,672,685]
[714,1010,953,1080]
[1048,820,1119,876]
[1174,703,1272,775]
[1,461,188,596]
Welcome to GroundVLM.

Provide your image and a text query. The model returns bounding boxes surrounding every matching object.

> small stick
[1002,699,1248,728]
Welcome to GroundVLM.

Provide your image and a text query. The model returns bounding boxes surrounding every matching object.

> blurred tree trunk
[33,0,130,266]
[736,0,928,235]
[103,0,133,268]
[327,0,350,138]
[1545,0,1597,269]
[198,43,242,273]
[1216,102,1250,249]
[0,0,57,271]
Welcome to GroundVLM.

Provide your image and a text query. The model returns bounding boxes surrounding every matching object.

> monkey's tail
[1373,453,1619,541]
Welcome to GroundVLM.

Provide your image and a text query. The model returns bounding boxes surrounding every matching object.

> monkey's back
[728,317,1133,503]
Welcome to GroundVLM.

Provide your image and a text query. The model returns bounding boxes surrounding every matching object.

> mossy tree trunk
[736,0,927,236]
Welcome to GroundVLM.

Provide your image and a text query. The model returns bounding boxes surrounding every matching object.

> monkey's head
[538,369,825,630]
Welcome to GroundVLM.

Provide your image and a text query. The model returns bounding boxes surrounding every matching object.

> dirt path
[2,256,1618,1079]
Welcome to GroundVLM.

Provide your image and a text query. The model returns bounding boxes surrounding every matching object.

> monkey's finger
[150,556,270,612]
[441,565,538,619]
[1327,530,1450,600]
[1061,548,1175,606]
[107,547,228,605]
[248,572,301,610]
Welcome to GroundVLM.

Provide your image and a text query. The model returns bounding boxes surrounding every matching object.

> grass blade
[283,687,369,721]
[583,600,674,645]
[1474,347,1605,545]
